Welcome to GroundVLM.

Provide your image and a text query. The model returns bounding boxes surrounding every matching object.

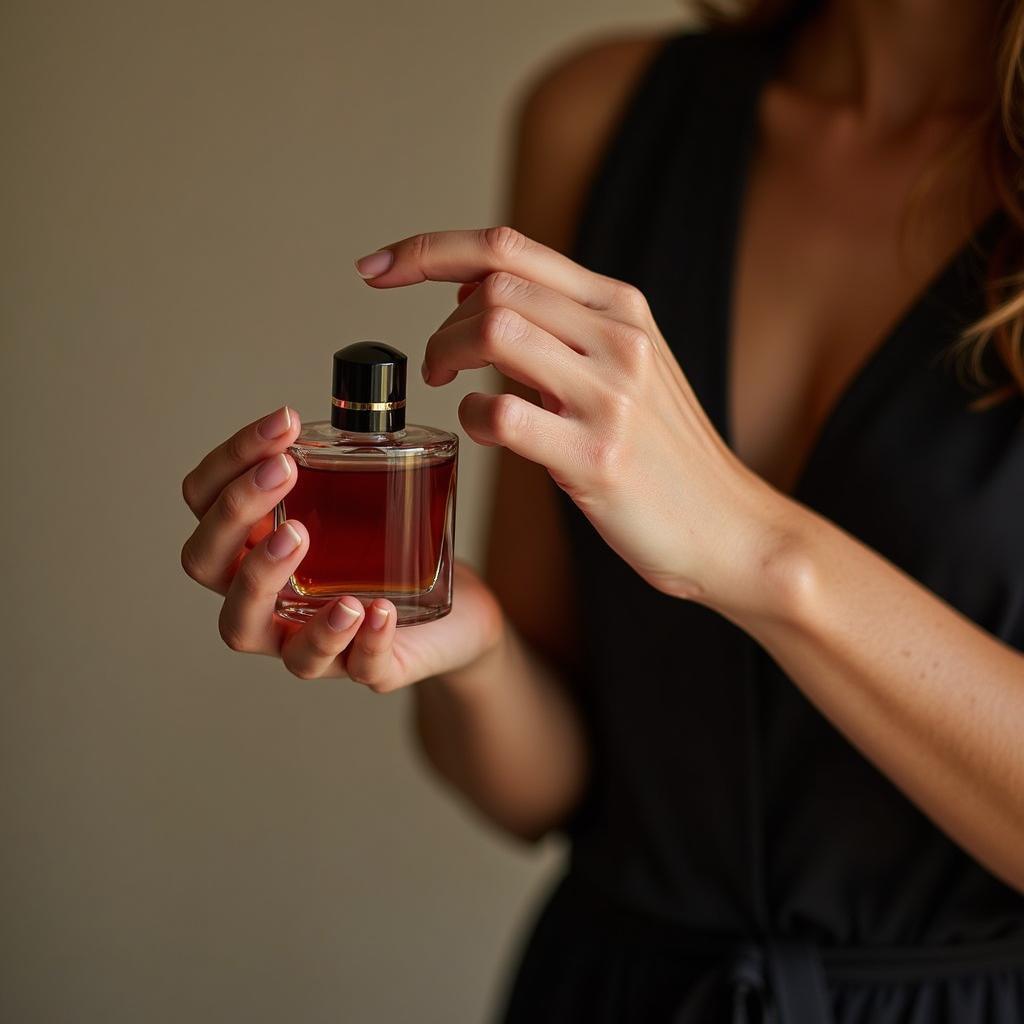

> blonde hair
[698,0,1024,402]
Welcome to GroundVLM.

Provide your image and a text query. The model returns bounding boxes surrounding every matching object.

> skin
[182,0,1024,891]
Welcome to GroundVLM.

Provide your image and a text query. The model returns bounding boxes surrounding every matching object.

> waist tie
[719,939,831,1024]
[552,870,1024,1024]
[665,935,832,1024]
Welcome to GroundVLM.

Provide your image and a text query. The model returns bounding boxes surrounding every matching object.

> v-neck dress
[495,24,1024,1024]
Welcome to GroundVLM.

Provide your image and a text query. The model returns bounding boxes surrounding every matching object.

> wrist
[421,609,511,702]
[695,468,823,632]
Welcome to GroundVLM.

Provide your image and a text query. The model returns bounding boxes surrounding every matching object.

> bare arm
[711,491,1024,893]
[410,34,666,842]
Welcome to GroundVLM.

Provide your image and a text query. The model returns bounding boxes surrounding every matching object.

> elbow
[995,821,1024,897]
[410,723,575,845]
[491,818,553,847]
[490,807,570,846]
[992,857,1024,899]
[407,710,546,841]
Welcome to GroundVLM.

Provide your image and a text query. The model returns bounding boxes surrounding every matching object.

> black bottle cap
[331,341,407,433]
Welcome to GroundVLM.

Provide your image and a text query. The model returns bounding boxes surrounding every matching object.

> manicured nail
[420,359,430,384]
[369,604,390,631]
[354,249,394,279]
[257,405,292,440]
[328,599,363,632]
[267,521,302,559]
[254,453,291,490]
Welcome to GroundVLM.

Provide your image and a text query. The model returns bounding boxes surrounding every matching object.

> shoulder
[515,31,675,143]
[507,28,689,252]
[506,26,774,253]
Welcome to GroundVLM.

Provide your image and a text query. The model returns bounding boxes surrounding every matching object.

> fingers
[353,226,617,310]
[180,451,298,594]
[216,518,309,656]
[423,307,585,401]
[182,405,301,519]
[434,270,606,356]
[457,390,579,478]
[343,600,402,693]
[442,273,601,352]
[279,596,366,679]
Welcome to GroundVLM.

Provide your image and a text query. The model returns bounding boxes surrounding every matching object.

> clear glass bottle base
[273,419,457,630]
[275,591,452,627]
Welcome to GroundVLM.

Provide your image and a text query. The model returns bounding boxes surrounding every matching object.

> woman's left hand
[355,226,780,610]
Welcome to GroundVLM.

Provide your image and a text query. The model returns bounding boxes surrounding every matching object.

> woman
[180,0,1024,1020]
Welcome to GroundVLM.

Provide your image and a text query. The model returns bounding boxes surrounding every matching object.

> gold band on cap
[332,396,406,411]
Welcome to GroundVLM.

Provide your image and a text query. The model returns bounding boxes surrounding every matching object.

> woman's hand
[355,227,779,610]
[180,407,505,689]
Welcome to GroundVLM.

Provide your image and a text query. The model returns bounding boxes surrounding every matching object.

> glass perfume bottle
[274,342,458,626]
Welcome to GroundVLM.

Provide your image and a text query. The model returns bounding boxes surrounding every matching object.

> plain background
[0,2,699,1022]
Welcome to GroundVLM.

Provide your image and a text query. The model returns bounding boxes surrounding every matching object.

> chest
[727,96,991,495]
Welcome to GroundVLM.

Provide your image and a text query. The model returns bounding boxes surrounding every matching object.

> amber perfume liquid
[274,422,458,626]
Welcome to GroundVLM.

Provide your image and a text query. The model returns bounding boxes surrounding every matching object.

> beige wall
[1,2,686,1021]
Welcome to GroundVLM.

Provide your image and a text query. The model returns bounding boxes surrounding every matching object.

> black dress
[496,23,1024,1024]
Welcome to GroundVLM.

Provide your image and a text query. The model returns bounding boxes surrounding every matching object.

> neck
[784,0,997,132]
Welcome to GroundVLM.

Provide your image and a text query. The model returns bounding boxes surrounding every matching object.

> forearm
[712,481,1024,892]
[410,616,589,842]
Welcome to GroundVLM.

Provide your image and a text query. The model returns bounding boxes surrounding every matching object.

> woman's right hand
[180,406,506,690]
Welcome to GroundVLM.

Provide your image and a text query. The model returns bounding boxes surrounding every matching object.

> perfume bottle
[274,342,458,626]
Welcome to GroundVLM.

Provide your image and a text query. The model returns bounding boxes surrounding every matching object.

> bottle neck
[329,424,407,444]
[331,404,405,434]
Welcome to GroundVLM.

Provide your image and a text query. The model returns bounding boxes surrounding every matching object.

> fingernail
[267,521,302,559]
[369,604,390,631]
[258,405,292,440]
[420,359,431,384]
[254,453,291,490]
[328,599,363,632]
[354,249,394,279]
